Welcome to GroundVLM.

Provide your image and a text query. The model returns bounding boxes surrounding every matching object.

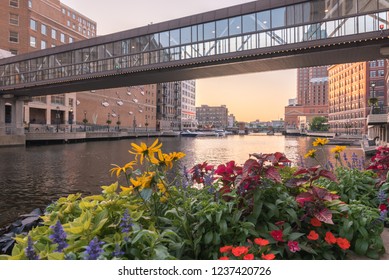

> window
[30,19,37,30]
[30,36,36,47]
[41,24,47,35]
[10,49,18,55]
[60,33,65,43]
[378,70,385,76]
[370,70,376,77]
[9,0,18,8]
[41,40,46,49]
[51,29,57,39]
[69,37,73,43]
[28,0,32,8]
[9,31,18,43]
[51,94,65,105]
[9,13,19,25]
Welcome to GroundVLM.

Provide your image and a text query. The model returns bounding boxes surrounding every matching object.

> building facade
[157,80,196,131]
[0,0,96,129]
[285,66,329,129]
[196,105,228,129]
[328,60,387,135]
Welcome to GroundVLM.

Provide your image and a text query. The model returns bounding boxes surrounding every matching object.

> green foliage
[310,116,329,131]
[0,140,387,260]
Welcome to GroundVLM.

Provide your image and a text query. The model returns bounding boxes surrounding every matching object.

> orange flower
[261,253,276,260]
[243,254,254,260]
[324,232,337,244]
[219,256,229,260]
[254,238,270,246]
[219,245,233,253]
[307,230,319,241]
[231,246,249,257]
[336,238,350,250]
[310,217,322,227]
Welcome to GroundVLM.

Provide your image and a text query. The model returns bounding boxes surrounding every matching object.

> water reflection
[0,135,364,228]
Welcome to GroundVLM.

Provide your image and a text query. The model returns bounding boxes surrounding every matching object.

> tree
[310,116,329,131]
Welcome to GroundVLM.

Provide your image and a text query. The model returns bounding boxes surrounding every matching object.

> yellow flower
[331,146,346,154]
[168,152,186,161]
[157,181,167,194]
[160,193,169,203]
[109,160,136,177]
[304,149,317,158]
[130,172,156,191]
[129,139,162,165]
[312,138,329,147]
[120,185,134,196]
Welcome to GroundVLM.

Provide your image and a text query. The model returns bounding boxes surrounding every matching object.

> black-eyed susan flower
[304,149,317,158]
[129,139,162,165]
[109,160,136,177]
[312,138,329,147]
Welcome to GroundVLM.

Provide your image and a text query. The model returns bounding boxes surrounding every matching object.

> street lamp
[116,114,121,131]
[145,116,149,133]
[69,107,73,132]
[83,111,87,132]
[370,81,377,114]
[133,116,137,134]
[55,106,60,132]
[107,113,111,132]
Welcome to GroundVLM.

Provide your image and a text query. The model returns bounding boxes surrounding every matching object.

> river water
[0,135,365,228]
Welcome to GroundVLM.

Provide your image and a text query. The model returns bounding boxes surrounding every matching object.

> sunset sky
[61,0,297,122]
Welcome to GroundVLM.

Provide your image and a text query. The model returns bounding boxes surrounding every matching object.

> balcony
[367,106,389,125]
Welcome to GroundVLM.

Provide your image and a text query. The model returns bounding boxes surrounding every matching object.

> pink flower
[287,241,301,253]
[270,230,284,242]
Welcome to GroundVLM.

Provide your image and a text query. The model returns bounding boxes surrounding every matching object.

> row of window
[61,6,95,31]
[30,19,74,43]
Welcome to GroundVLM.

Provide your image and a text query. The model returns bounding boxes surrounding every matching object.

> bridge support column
[0,98,5,136]
[13,98,25,135]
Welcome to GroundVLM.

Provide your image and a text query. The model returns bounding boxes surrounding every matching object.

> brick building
[0,0,157,130]
[328,60,387,135]
[285,66,328,130]
[196,105,228,129]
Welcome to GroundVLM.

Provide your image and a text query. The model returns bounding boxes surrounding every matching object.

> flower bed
[0,138,387,260]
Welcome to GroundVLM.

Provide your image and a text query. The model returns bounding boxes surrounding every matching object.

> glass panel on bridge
[2,0,389,89]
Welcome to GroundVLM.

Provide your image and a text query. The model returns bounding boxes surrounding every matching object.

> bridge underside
[2,35,389,97]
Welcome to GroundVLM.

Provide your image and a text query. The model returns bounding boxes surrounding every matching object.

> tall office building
[284,66,328,128]
[328,60,387,135]
[0,0,96,127]
[156,80,196,131]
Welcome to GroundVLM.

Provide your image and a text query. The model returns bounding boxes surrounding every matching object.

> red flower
[219,256,229,260]
[324,232,337,244]
[231,246,249,257]
[219,245,233,253]
[261,253,276,260]
[307,230,319,241]
[287,241,301,253]
[254,238,269,246]
[336,238,350,250]
[310,217,322,227]
[270,230,284,242]
[243,254,254,260]
[379,204,388,212]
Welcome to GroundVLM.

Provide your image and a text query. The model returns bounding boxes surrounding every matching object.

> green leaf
[219,219,227,234]
[358,227,369,238]
[288,232,305,241]
[204,231,213,245]
[140,188,153,201]
[101,182,118,194]
[354,239,369,255]
[299,244,317,255]
[215,211,222,224]
[48,252,64,260]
